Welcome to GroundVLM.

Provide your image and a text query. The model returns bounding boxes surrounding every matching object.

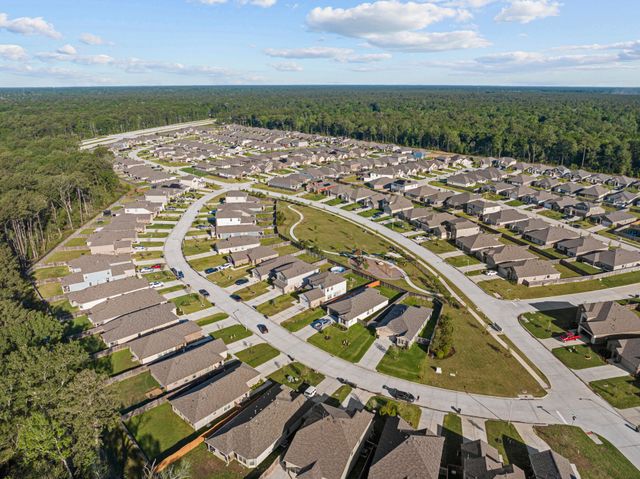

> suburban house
[608,338,640,377]
[444,192,480,210]
[414,212,457,238]
[446,218,481,239]
[594,210,637,228]
[368,416,444,479]
[375,304,433,348]
[326,288,389,328]
[566,201,605,218]
[577,301,640,344]
[62,254,135,293]
[581,248,640,271]
[268,174,305,191]
[225,190,249,203]
[455,233,503,255]
[99,302,180,347]
[604,190,638,208]
[498,259,561,285]
[216,236,261,254]
[555,236,608,257]
[282,404,374,479]
[483,245,537,269]
[465,200,501,217]
[405,185,439,202]
[170,361,262,430]
[482,208,528,227]
[522,226,579,247]
[381,195,413,215]
[215,224,264,240]
[123,200,162,219]
[68,277,150,310]
[510,218,549,235]
[127,320,204,364]
[462,440,525,479]
[272,260,320,294]
[578,184,609,202]
[205,386,312,469]
[229,246,279,267]
[87,288,164,326]
[299,271,347,308]
[552,183,583,196]
[529,450,577,479]
[148,338,228,391]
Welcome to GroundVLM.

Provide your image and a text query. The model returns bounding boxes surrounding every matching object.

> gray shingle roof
[127,321,203,362]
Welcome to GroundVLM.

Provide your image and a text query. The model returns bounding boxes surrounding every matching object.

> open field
[308,324,376,363]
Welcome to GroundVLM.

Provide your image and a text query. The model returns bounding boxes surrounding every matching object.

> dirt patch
[351,257,404,280]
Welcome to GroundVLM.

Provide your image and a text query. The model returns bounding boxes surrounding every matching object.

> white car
[133,245,146,251]
[149,281,164,288]
[303,385,317,398]
[484,270,498,276]
[219,263,232,270]
[139,267,154,274]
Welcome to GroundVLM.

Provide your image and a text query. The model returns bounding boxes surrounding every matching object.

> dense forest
[0,85,639,477]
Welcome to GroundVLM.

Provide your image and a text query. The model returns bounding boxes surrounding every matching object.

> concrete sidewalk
[357,338,390,369]
[574,364,630,383]
[461,416,488,443]
[246,287,281,307]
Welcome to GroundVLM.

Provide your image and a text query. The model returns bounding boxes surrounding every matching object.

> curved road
[164,187,640,467]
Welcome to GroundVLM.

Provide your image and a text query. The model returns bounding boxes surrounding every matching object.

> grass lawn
[421,238,457,254]
[107,371,160,410]
[341,202,362,211]
[139,232,169,238]
[521,308,577,339]
[268,361,325,392]
[365,396,421,429]
[590,376,640,409]
[132,250,164,261]
[38,282,63,299]
[478,270,640,299]
[358,209,379,218]
[235,282,271,301]
[539,209,564,220]
[94,349,139,376]
[377,305,544,397]
[552,345,606,369]
[445,254,482,268]
[534,425,639,479]
[345,272,370,289]
[141,270,175,282]
[253,184,297,195]
[275,244,300,255]
[34,265,70,280]
[50,299,78,317]
[206,266,251,288]
[330,385,352,405]
[147,223,174,229]
[170,293,213,315]
[235,343,280,367]
[401,295,434,308]
[281,308,325,332]
[196,312,229,326]
[485,420,530,470]
[80,228,94,235]
[442,413,463,466]
[256,294,296,317]
[376,285,402,300]
[301,192,326,201]
[384,220,414,233]
[157,284,186,294]
[137,241,164,248]
[189,254,226,271]
[260,237,284,246]
[505,200,524,207]
[307,324,375,362]
[65,237,87,247]
[570,261,601,275]
[210,324,252,345]
[46,249,89,263]
[325,197,345,206]
[183,239,215,256]
[65,315,92,335]
[174,443,251,479]
[126,403,194,460]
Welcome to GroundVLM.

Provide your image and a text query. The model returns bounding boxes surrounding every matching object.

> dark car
[491,322,503,333]
[257,324,269,334]
[177,270,184,279]
[391,389,416,403]
[337,377,357,388]
[204,267,216,274]
[230,294,242,302]
[198,289,210,297]
[235,278,249,286]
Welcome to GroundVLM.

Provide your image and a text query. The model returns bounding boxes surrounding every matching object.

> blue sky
[1,0,639,87]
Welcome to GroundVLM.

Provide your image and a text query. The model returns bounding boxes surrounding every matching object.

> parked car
[151,264,162,270]
[204,267,217,274]
[257,324,269,334]
[149,281,164,288]
[133,245,146,251]
[230,294,242,302]
[303,385,317,398]
[560,332,581,342]
[198,289,210,297]
[392,389,416,403]
[235,278,249,285]
[491,322,503,333]
[484,270,498,276]
[337,377,357,388]
[219,263,232,270]
[176,270,184,279]
[139,267,154,274]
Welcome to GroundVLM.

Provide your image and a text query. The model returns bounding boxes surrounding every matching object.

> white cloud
[270,61,303,71]
[57,44,77,55]
[264,46,392,63]
[195,0,228,4]
[0,12,61,39]
[240,0,277,6]
[0,44,27,61]
[80,33,109,45]
[366,30,489,51]
[495,1,560,24]
[307,1,465,37]
[305,1,487,53]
